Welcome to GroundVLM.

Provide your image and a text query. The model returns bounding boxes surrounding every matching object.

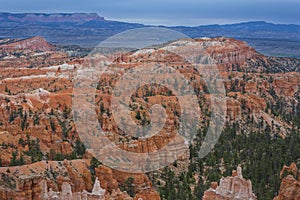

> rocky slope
[0,37,69,68]
[0,36,299,199]
[274,163,300,200]
[0,159,159,199]
[0,36,54,51]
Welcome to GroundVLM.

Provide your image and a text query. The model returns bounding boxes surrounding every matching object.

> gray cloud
[0,0,299,25]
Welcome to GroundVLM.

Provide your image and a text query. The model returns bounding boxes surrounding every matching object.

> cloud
[0,0,299,25]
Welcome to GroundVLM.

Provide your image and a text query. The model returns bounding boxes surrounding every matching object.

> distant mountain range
[0,12,300,58]
[0,12,105,23]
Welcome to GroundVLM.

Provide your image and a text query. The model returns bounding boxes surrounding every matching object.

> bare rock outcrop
[0,36,54,51]
[203,165,256,200]
[274,163,300,200]
[0,159,160,200]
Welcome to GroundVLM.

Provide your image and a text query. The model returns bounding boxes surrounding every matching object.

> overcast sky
[0,0,299,26]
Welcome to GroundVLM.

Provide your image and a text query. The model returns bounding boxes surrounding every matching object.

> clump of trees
[120,177,135,197]
[156,124,300,200]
